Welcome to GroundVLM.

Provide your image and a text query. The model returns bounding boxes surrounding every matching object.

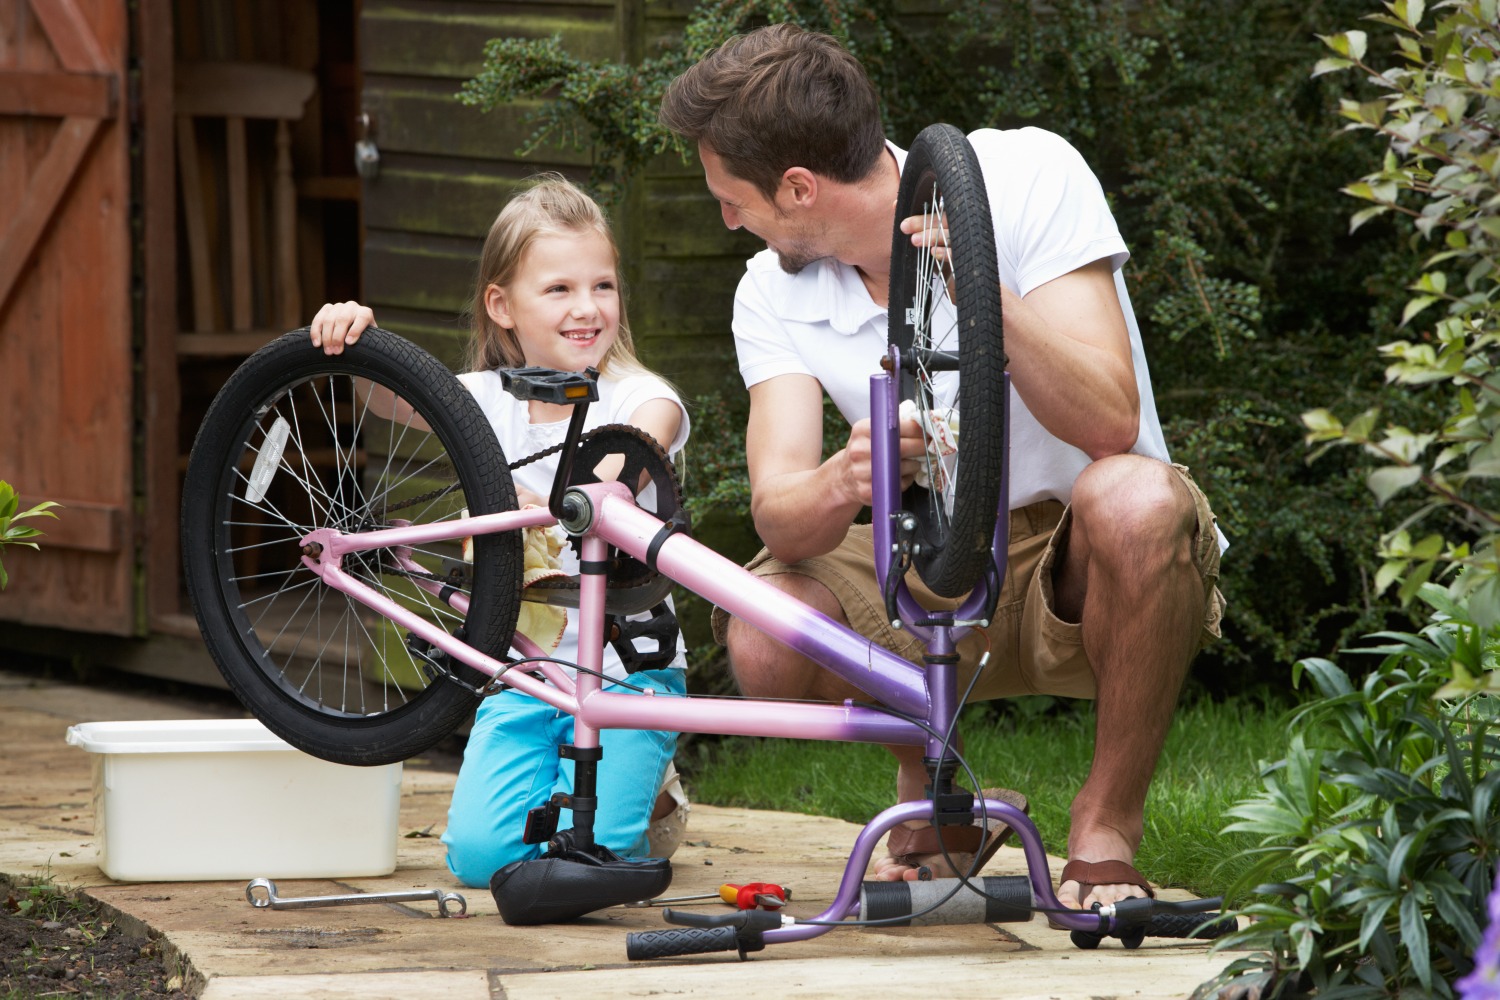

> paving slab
[1,668,1241,998]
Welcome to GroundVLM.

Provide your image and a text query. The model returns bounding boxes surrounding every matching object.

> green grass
[679,695,1288,902]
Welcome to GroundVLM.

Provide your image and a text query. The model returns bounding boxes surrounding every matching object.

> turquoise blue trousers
[442,668,684,889]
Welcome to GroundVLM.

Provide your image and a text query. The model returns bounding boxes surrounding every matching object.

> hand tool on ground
[627,882,793,910]
[245,877,467,917]
[720,882,791,910]
[624,891,724,907]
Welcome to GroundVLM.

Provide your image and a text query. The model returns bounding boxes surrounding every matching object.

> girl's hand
[516,486,548,509]
[310,301,376,355]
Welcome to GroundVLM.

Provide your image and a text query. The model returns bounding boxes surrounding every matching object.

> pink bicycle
[181,125,1230,959]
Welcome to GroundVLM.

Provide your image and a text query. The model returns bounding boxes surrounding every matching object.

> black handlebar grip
[1148,912,1237,939]
[627,925,741,961]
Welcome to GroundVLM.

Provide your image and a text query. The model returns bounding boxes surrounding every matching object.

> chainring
[530,423,685,614]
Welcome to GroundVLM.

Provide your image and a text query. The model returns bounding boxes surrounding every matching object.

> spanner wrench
[245,877,467,917]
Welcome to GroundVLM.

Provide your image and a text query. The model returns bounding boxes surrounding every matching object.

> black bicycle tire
[181,327,521,766]
[888,123,1007,598]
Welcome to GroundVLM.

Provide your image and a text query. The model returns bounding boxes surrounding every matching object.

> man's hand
[744,374,930,565]
[310,301,376,355]
[898,210,951,264]
[840,416,929,506]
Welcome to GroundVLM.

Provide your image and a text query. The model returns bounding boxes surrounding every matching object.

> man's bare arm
[901,216,1139,458]
[1003,258,1139,458]
[746,374,926,565]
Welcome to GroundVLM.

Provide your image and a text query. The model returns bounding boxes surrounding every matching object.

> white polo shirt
[730,126,1173,512]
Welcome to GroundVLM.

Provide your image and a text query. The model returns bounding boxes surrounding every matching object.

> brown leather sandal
[1048,858,1156,930]
[881,788,1030,878]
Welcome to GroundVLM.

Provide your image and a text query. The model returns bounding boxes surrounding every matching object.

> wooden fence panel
[0,0,135,634]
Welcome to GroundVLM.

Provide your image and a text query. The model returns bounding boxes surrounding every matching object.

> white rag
[898,398,960,494]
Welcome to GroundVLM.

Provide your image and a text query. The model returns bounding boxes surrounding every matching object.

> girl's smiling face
[484,230,621,373]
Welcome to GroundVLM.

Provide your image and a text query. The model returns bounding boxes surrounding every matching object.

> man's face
[699,143,827,275]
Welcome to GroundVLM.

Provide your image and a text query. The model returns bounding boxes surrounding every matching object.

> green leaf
[1367,464,1423,504]
[1313,57,1355,78]
[1401,295,1440,325]
[1374,559,1407,595]
[1344,408,1379,442]
[1349,205,1391,232]
[1345,30,1368,61]
[1467,575,1500,630]
[1400,890,1433,991]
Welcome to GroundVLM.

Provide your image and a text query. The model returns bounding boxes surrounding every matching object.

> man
[659,23,1224,913]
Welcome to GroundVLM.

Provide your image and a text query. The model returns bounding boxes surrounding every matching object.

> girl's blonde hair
[465,173,651,379]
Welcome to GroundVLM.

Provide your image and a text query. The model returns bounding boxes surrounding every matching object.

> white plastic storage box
[65,719,403,882]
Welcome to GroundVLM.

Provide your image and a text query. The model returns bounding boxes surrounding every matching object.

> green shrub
[1203,3,1500,993]
[1301,0,1500,624]
[1202,585,1500,997]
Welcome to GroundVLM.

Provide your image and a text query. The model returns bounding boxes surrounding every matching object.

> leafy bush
[1202,585,1499,997]
[1204,4,1500,993]
[1301,0,1500,629]
[459,0,1419,690]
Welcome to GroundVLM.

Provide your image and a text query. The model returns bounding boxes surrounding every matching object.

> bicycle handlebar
[626,925,744,960]
[1071,897,1237,950]
[626,907,781,960]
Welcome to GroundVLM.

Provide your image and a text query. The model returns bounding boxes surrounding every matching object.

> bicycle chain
[375,437,569,518]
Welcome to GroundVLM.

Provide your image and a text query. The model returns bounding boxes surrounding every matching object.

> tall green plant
[1203,4,1500,994]
[1200,586,1500,997]
[1302,0,1500,625]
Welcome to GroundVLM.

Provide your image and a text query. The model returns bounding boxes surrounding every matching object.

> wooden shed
[0,0,756,684]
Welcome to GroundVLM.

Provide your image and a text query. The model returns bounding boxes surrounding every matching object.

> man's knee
[1071,456,1194,550]
[725,599,803,697]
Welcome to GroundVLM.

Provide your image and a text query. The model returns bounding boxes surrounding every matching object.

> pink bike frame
[295,361,1107,936]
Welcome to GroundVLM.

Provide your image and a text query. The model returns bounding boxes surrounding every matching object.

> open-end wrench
[245,878,467,917]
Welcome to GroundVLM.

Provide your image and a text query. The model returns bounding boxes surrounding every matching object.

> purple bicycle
[181,125,1229,959]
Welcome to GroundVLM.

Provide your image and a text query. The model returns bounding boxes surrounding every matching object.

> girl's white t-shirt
[457,368,691,682]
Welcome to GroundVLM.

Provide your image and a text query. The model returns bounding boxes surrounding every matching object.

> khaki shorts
[710,464,1224,701]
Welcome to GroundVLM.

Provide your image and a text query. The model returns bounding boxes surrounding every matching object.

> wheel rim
[905,178,963,536]
[889,124,1005,599]
[211,370,483,719]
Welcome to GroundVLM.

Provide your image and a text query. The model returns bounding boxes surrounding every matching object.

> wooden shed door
[0,0,135,634]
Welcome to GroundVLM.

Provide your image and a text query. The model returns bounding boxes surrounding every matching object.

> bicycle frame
[293,353,1120,939]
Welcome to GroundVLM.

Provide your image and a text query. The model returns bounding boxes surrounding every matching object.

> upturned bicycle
[181,124,1231,960]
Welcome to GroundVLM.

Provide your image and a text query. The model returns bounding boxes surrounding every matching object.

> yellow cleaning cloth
[463,515,569,654]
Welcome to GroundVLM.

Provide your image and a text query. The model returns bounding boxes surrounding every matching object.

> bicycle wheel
[888,124,1007,598]
[182,327,522,766]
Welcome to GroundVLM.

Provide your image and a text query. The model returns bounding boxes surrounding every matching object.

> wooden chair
[174,60,315,355]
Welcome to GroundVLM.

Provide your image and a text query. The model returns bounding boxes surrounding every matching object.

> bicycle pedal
[500,366,600,404]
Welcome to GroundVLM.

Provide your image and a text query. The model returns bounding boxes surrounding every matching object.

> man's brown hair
[659,23,886,200]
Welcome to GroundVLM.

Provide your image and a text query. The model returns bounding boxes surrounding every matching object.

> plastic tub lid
[65,719,296,754]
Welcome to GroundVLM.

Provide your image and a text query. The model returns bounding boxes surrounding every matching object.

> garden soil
[0,666,1242,999]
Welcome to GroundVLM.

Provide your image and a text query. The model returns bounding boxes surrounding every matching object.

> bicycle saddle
[490,844,673,925]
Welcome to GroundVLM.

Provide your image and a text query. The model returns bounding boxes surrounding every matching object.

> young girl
[309,174,690,890]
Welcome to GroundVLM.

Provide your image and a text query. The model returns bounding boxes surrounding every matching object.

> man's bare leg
[1052,455,1205,911]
